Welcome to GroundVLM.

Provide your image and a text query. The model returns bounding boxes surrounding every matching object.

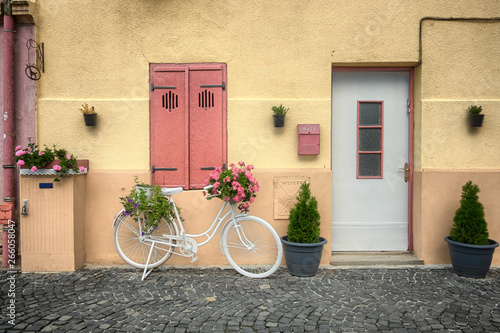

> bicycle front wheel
[221,216,282,278]
[114,212,177,269]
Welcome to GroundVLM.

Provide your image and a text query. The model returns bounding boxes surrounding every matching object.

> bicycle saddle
[161,187,184,196]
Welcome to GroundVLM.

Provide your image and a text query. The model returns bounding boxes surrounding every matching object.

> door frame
[331,66,414,251]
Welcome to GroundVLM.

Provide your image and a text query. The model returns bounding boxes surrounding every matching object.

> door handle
[399,162,409,182]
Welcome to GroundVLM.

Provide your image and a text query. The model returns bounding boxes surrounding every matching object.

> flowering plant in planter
[120,178,176,235]
[204,161,259,212]
[14,138,86,182]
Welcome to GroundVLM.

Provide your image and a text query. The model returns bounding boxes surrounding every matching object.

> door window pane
[359,128,381,151]
[359,103,381,126]
[359,153,381,177]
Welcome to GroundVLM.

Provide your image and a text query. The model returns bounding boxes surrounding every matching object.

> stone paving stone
[2,266,500,332]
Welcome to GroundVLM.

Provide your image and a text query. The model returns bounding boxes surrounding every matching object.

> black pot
[445,236,498,278]
[281,235,327,277]
[469,114,484,127]
[273,115,285,127]
[83,113,97,126]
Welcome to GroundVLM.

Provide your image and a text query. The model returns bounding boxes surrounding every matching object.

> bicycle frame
[142,194,249,257]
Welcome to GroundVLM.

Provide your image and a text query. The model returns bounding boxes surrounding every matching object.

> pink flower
[204,179,209,185]
[213,181,220,189]
[66,155,71,160]
[15,145,22,151]
[238,202,250,211]
[238,161,245,166]
[39,151,45,156]
[17,160,25,166]
[15,150,26,156]
[250,196,255,203]
[53,165,62,171]
[247,164,254,170]
[30,166,37,172]
[78,166,85,173]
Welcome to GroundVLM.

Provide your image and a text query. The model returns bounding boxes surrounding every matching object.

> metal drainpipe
[3,0,16,268]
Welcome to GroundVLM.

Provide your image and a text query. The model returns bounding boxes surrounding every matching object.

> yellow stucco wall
[32,1,499,170]
[26,1,500,267]
[419,20,500,170]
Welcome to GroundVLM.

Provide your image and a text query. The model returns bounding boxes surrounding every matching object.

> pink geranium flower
[15,150,26,156]
[78,166,85,173]
[203,161,259,212]
[53,165,62,171]
[15,145,22,151]
[66,155,71,160]
[30,166,37,172]
[17,160,25,166]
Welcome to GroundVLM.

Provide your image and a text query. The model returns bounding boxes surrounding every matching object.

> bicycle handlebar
[203,185,214,190]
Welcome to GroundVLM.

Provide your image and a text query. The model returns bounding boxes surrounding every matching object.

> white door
[331,70,410,251]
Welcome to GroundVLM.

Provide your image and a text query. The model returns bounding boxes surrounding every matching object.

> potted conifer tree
[445,181,498,278]
[281,182,327,277]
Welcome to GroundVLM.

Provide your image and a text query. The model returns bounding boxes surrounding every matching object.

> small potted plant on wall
[281,182,327,277]
[468,105,484,127]
[80,103,97,126]
[272,104,288,127]
[445,181,498,278]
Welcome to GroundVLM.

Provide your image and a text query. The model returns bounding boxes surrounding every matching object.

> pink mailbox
[298,124,320,155]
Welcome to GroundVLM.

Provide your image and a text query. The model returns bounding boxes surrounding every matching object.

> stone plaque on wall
[273,177,309,220]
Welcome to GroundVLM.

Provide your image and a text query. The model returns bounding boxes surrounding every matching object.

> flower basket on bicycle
[119,180,175,235]
[204,161,259,212]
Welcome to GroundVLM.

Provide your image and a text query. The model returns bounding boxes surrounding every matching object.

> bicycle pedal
[191,256,198,263]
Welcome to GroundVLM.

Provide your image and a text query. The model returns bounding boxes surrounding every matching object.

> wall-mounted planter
[273,115,285,127]
[469,114,484,127]
[83,113,97,126]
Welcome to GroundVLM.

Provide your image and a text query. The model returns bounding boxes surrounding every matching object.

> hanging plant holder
[273,115,285,127]
[469,114,484,127]
[83,113,97,126]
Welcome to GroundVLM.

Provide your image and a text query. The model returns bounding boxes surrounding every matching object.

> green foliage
[120,177,177,235]
[52,147,80,182]
[468,105,482,115]
[450,181,489,245]
[287,182,321,243]
[272,104,288,116]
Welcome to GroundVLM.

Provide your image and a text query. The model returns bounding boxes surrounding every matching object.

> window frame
[356,100,384,179]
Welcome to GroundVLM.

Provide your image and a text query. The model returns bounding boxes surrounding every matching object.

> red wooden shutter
[189,65,227,189]
[150,63,226,189]
[150,65,189,188]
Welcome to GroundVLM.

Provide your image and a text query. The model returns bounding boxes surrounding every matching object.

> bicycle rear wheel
[221,216,282,278]
[114,212,177,269]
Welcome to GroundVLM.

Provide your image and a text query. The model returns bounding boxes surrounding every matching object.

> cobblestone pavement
[2,266,500,332]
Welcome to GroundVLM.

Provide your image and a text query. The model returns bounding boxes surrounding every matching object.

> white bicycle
[113,185,283,280]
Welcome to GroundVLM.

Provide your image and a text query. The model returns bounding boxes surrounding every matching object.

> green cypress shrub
[449,181,489,245]
[287,182,321,243]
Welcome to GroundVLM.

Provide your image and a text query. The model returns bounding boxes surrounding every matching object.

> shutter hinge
[407,98,411,113]
[152,166,178,173]
[200,82,225,91]
[151,83,177,91]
